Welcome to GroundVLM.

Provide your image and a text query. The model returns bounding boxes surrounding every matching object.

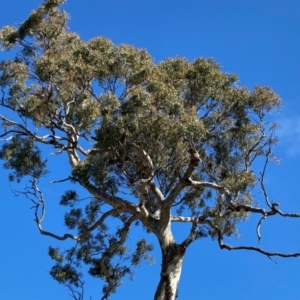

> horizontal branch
[173,179,300,220]
[171,216,196,223]
[188,180,229,194]
[0,114,69,149]
[36,223,79,241]
[231,202,300,218]
[200,215,300,260]
[219,242,300,258]
[172,214,300,259]
[50,176,73,184]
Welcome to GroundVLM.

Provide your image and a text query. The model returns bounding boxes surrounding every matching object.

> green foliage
[60,190,79,207]
[131,239,154,266]
[0,1,283,299]
[65,208,83,229]
[48,246,64,263]
[50,263,83,287]
[0,137,47,181]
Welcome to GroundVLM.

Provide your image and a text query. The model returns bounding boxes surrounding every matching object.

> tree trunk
[154,243,186,300]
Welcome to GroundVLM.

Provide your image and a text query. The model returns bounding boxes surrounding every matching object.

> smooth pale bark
[154,222,186,300]
[154,243,185,300]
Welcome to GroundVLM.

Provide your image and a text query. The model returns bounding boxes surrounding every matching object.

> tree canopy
[1,1,299,299]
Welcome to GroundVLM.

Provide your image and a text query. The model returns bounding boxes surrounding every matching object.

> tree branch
[14,180,134,242]
[149,180,165,202]
[181,221,199,248]
[14,180,79,241]
[84,209,119,235]
[50,176,73,184]
[129,143,164,202]
[219,240,300,258]
[79,179,137,215]
[256,215,267,244]
[188,180,229,194]
[171,216,196,223]
[64,275,84,300]
[199,216,300,259]
[99,215,137,300]
[164,148,201,210]
[79,179,156,231]
[137,181,150,219]
[0,114,70,150]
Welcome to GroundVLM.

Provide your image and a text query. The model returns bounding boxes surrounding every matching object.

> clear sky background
[1,0,300,299]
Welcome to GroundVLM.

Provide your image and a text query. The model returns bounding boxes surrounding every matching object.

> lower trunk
[154,243,186,300]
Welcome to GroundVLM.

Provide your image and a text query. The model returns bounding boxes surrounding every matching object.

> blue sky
[1,0,300,299]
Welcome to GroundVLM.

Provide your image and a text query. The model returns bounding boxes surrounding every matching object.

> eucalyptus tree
[1,1,300,299]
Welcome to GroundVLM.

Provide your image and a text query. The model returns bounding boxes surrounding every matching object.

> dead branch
[206,217,300,259]
[50,176,73,184]
[256,215,267,243]
[219,241,300,258]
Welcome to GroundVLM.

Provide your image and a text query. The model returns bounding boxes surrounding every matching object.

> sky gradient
[1,1,300,299]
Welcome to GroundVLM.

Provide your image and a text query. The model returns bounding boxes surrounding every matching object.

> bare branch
[171,180,300,247]
[85,147,114,156]
[65,276,84,300]
[14,181,80,241]
[231,202,300,218]
[199,216,300,259]
[219,241,300,258]
[256,215,267,243]
[50,176,73,184]
[258,146,273,209]
[37,224,79,241]
[188,180,229,194]
[171,216,195,223]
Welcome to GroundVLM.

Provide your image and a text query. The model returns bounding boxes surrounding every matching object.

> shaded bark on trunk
[154,243,186,300]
